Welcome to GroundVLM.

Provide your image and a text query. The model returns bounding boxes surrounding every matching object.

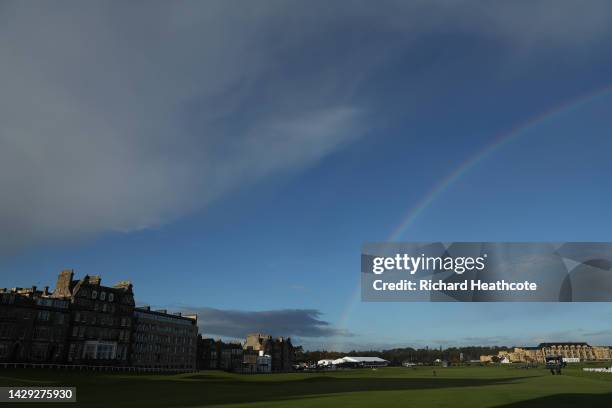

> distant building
[243,349,271,373]
[219,341,243,371]
[481,342,612,364]
[480,355,493,363]
[197,333,295,373]
[256,352,272,373]
[131,307,198,370]
[196,338,243,371]
[244,333,294,372]
[196,337,218,370]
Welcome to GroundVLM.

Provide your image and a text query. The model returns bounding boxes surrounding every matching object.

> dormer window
[92,290,98,299]
[108,293,114,302]
[100,292,106,301]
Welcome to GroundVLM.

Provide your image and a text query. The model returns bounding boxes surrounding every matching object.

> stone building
[0,287,70,363]
[196,337,243,371]
[244,333,294,372]
[482,342,612,363]
[196,337,218,370]
[1,270,201,372]
[50,270,135,365]
[131,307,198,370]
[219,341,243,371]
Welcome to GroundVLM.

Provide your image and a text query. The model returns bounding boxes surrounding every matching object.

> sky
[1,0,612,351]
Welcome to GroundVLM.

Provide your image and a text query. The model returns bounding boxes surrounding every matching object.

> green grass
[2,365,612,407]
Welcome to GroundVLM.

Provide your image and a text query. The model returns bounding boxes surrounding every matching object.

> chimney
[52,270,74,298]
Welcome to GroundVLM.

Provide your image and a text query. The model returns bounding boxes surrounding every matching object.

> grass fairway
[2,365,612,407]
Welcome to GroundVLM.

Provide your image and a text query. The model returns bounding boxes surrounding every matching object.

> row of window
[133,332,193,345]
[72,312,131,327]
[90,290,114,302]
[32,326,65,341]
[132,342,193,355]
[70,325,130,342]
[36,310,66,324]
[0,294,16,305]
[35,298,69,309]
[67,342,128,361]
[135,323,194,335]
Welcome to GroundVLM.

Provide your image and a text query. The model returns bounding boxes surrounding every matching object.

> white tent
[334,356,389,367]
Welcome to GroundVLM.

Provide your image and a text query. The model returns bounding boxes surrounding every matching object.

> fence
[583,367,612,373]
[0,362,196,374]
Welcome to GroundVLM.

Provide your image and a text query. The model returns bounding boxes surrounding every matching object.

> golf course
[2,365,612,407]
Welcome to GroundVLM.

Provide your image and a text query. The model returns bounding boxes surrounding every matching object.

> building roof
[134,306,197,323]
[537,342,590,348]
[337,356,389,363]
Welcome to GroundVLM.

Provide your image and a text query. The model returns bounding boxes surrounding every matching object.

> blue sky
[1,1,612,350]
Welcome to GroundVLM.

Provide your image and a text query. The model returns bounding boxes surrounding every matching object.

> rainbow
[329,84,612,351]
[388,84,612,241]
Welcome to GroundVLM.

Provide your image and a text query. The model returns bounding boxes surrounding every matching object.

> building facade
[0,270,199,372]
[197,334,295,373]
[219,341,243,371]
[483,342,612,363]
[196,337,217,370]
[131,307,198,370]
[244,333,295,372]
[50,270,135,365]
[0,287,70,363]
[196,338,243,371]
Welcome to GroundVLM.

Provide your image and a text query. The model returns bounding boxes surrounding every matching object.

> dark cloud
[184,307,352,339]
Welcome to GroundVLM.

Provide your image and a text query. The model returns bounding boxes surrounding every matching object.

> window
[33,327,49,340]
[82,342,96,359]
[68,344,77,362]
[37,310,50,321]
[91,290,98,299]
[82,341,117,360]
[100,292,106,301]
[108,293,114,302]
[31,343,48,361]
